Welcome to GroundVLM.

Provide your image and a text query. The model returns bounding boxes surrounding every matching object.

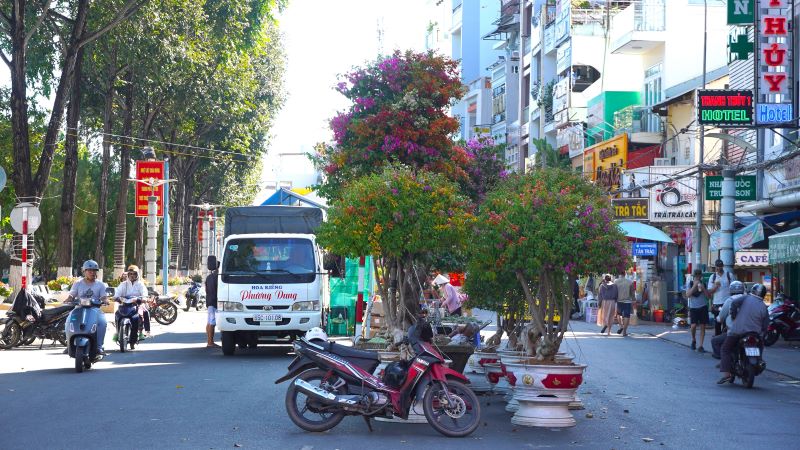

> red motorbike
[765,294,800,346]
[275,324,481,438]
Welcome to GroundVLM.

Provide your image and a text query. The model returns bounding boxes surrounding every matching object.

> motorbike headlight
[221,302,244,312]
[80,298,92,307]
[292,301,320,311]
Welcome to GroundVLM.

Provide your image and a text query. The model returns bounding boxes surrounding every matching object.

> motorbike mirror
[207,255,217,271]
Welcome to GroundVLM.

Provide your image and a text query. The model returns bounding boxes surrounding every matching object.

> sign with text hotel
[134,160,165,217]
[756,0,794,124]
[584,133,628,192]
[697,90,753,126]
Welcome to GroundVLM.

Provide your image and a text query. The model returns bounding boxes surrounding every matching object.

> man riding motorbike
[717,284,769,384]
[711,281,746,359]
[113,265,148,345]
[64,260,109,357]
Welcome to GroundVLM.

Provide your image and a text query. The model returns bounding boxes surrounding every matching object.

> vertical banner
[135,160,165,217]
[755,0,794,124]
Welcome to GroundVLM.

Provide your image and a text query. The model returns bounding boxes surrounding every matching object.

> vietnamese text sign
[612,198,648,221]
[704,175,757,200]
[736,250,769,266]
[135,160,164,217]
[757,0,793,114]
[632,243,658,257]
[697,90,753,126]
[648,166,698,223]
[728,0,754,24]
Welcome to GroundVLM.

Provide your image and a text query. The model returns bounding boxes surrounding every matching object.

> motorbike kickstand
[362,416,373,432]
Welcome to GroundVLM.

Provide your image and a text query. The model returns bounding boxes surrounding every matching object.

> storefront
[769,227,800,301]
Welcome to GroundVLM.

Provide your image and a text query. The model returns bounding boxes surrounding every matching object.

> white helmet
[305,327,328,342]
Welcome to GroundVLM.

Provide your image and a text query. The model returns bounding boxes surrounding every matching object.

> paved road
[1,311,797,449]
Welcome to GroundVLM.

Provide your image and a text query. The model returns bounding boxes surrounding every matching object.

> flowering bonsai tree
[313,50,466,201]
[317,166,475,333]
[467,169,629,361]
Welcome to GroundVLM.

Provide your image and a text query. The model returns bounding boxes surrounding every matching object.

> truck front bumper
[216,311,321,333]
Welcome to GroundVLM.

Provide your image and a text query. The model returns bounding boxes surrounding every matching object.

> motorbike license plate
[744,347,760,357]
[253,313,282,323]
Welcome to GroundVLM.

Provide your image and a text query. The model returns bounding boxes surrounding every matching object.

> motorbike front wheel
[285,369,347,433]
[422,380,481,438]
[154,303,178,325]
[119,321,130,353]
[74,345,85,373]
[764,329,779,346]
[0,321,22,349]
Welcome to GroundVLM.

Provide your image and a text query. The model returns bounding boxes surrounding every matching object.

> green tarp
[769,227,800,264]
[328,257,372,336]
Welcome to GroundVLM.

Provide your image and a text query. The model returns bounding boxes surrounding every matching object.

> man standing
[614,273,634,336]
[65,260,109,356]
[717,284,769,384]
[685,268,709,352]
[707,259,735,336]
[205,259,220,348]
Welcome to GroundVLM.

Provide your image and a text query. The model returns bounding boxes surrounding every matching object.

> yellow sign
[584,134,628,191]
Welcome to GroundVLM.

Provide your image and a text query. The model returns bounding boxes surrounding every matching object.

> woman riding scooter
[114,265,149,346]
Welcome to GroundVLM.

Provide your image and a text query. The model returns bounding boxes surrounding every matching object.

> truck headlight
[221,302,244,312]
[292,301,320,311]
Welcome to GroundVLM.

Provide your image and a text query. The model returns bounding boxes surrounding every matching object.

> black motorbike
[183,281,205,312]
[0,290,72,349]
[729,332,767,389]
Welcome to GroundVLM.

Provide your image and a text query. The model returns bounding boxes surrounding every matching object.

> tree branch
[24,0,53,48]
[0,9,11,30]
[0,50,10,68]
[46,9,74,24]
[78,0,147,49]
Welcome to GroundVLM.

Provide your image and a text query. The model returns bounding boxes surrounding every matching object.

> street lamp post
[130,176,176,287]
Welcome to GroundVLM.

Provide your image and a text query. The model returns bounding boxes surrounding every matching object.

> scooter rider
[711,280,745,359]
[717,284,769,384]
[114,265,147,344]
[65,260,109,356]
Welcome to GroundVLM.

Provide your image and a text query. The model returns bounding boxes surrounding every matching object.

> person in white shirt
[706,259,735,336]
[114,265,149,342]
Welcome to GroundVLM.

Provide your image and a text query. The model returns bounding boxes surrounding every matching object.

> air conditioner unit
[510,51,520,60]
[653,158,671,167]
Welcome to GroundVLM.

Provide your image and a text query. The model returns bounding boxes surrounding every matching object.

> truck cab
[212,206,328,355]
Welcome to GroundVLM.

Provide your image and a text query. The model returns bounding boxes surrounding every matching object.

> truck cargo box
[224,206,323,238]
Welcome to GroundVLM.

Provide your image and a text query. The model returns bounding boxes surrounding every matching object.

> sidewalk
[624,320,800,380]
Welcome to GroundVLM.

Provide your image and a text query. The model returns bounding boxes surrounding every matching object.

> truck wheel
[221,331,236,356]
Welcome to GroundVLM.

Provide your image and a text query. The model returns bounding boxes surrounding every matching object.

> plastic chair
[327,306,349,336]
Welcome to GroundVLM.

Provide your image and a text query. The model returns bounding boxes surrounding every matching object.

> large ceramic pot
[499,352,526,412]
[503,361,587,428]
[464,353,493,393]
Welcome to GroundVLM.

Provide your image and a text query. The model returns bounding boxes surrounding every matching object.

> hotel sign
[756,0,794,124]
[697,90,753,126]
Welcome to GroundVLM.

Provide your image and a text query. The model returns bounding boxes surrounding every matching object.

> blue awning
[617,222,675,243]
[737,210,800,227]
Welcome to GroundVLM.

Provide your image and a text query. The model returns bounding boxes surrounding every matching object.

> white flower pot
[504,362,587,428]
[464,354,492,393]
[499,352,526,411]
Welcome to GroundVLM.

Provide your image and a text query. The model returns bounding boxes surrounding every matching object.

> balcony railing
[609,0,666,46]
[613,105,663,135]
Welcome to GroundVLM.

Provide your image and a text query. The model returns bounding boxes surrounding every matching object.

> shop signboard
[704,175,757,200]
[756,0,794,124]
[553,77,570,114]
[554,0,570,46]
[728,0,754,24]
[612,198,648,221]
[554,124,584,158]
[647,165,698,223]
[632,242,658,257]
[556,40,571,74]
[543,22,555,54]
[697,90,753,126]
[735,250,769,266]
[135,160,165,217]
[586,133,628,192]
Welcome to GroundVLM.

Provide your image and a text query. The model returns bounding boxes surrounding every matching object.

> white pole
[202,215,210,278]
[21,207,28,290]
[146,195,158,286]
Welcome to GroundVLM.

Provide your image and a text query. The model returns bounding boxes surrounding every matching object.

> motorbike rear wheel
[0,321,22,349]
[154,303,178,325]
[74,345,85,373]
[422,380,481,438]
[743,365,756,389]
[285,369,347,433]
[764,329,779,347]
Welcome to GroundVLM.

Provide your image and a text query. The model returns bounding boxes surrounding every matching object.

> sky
[257,0,431,202]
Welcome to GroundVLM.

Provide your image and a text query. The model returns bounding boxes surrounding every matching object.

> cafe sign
[735,250,769,267]
[586,133,628,191]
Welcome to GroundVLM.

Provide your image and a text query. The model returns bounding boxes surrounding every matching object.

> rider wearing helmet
[717,283,769,384]
[114,265,148,346]
[305,327,328,342]
[711,280,745,359]
[65,260,109,356]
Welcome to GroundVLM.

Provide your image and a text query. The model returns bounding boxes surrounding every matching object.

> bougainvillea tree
[317,166,474,333]
[313,50,466,201]
[466,169,629,361]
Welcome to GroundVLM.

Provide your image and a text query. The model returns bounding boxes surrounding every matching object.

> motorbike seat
[322,342,380,373]
[41,305,73,321]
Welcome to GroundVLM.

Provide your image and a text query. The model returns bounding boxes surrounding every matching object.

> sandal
[716,375,734,385]
[206,343,220,348]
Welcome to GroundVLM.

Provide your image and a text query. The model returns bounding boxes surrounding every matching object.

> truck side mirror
[207,255,218,271]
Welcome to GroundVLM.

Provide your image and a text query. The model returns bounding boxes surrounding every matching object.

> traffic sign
[704,175,757,201]
[10,203,42,234]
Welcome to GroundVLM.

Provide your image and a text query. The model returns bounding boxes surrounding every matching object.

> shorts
[207,306,217,326]
[689,305,709,325]
[616,302,632,318]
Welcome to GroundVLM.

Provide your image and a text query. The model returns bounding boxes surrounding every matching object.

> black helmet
[751,283,767,299]
[382,360,409,388]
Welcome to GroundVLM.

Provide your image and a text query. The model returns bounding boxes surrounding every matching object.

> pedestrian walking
[685,268,709,352]
[205,259,220,348]
[598,274,618,336]
[614,273,634,336]
[435,274,462,316]
[707,259,735,336]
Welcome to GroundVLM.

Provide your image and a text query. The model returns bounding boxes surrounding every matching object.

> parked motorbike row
[765,293,800,346]
[181,281,206,312]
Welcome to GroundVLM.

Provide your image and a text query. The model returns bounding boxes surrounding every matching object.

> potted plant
[466,169,628,427]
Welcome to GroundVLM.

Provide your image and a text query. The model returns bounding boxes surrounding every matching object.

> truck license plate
[253,313,282,322]
[744,347,760,357]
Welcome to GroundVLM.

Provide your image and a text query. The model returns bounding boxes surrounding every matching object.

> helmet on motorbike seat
[305,327,328,342]
[729,281,745,296]
[82,260,100,272]
[382,360,409,388]
[751,283,767,299]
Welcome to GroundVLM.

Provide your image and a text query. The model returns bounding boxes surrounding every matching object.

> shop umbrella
[617,221,675,244]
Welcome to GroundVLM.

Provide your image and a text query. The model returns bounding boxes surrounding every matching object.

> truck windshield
[222,238,316,284]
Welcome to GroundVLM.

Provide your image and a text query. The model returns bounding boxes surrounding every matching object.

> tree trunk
[134,218,144,269]
[55,44,85,277]
[180,173,195,272]
[9,0,34,201]
[112,69,134,278]
[94,54,118,266]
[170,180,184,275]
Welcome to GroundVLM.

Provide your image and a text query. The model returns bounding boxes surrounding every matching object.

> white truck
[209,206,329,356]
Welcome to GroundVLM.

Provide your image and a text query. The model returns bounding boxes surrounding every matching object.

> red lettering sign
[134,161,165,217]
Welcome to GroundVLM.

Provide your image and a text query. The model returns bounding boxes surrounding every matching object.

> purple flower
[391,188,398,195]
